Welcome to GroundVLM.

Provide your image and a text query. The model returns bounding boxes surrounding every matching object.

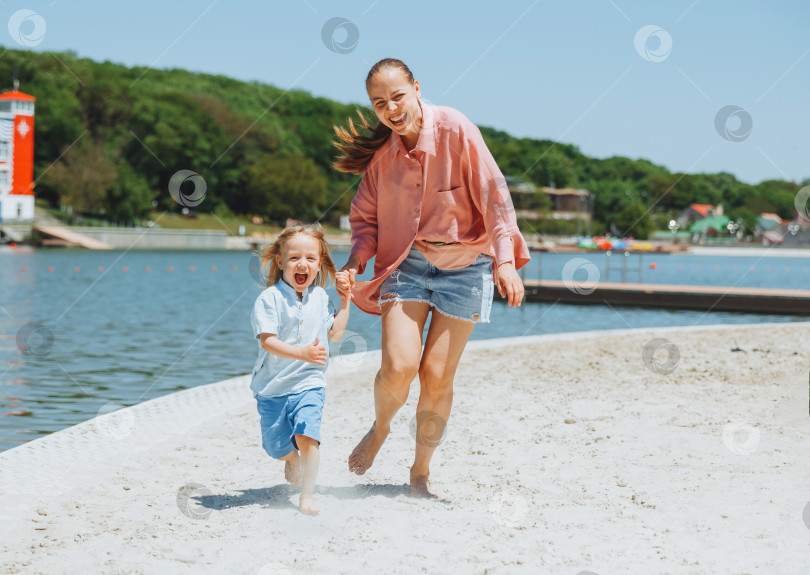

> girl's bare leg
[348,301,430,475]
[278,451,301,487]
[295,435,320,515]
[411,311,475,498]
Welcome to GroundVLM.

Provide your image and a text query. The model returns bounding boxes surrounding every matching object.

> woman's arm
[493,247,524,307]
[346,172,379,278]
[465,128,530,269]
[340,173,379,294]
[463,124,529,306]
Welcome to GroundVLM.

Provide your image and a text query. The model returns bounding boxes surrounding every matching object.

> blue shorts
[379,245,495,323]
[255,387,325,459]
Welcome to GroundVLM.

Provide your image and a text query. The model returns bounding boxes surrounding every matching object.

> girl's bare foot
[284,455,302,487]
[347,422,389,475]
[299,495,320,515]
[410,469,440,499]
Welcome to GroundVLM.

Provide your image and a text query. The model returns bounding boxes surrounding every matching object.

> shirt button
[298,337,302,342]
[416,183,421,187]
[300,319,303,324]
[298,304,302,309]
[414,208,419,213]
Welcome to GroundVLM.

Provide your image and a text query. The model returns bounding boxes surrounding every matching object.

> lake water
[1,247,807,451]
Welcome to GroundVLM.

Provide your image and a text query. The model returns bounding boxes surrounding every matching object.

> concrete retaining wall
[70,227,229,250]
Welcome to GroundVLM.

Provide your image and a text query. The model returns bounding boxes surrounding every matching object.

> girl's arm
[328,294,351,341]
[259,333,327,366]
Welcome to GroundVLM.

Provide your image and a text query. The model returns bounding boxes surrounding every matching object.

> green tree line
[4,48,806,237]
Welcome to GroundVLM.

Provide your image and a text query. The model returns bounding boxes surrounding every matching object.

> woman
[333,58,530,498]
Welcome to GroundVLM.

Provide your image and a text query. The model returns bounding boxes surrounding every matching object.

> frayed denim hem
[377,296,486,324]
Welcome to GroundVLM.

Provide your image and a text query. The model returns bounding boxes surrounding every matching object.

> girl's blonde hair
[332,58,415,175]
[259,223,336,289]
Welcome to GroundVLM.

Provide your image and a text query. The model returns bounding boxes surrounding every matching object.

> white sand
[1,323,809,575]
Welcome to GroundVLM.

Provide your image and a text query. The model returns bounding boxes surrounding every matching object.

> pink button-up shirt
[349,103,531,315]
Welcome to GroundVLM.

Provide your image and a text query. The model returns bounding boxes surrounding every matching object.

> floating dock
[521,280,810,315]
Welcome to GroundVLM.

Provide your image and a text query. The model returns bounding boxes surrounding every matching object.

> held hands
[336,256,359,300]
[335,270,354,300]
[496,261,525,307]
[301,337,327,366]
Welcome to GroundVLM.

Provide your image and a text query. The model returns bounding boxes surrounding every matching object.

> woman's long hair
[259,223,336,289]
[332,58,415,175]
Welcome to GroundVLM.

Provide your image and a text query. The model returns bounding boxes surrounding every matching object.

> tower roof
[0,90,35,102]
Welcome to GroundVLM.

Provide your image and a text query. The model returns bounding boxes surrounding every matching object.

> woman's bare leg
[348,300,430,475]
[411,311,475,498]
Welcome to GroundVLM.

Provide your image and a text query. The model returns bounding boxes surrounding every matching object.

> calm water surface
[0,248,807,451]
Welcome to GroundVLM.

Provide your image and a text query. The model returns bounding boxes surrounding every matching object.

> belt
[421,240,460,246]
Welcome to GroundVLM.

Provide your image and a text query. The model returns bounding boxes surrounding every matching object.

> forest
[6,48,806,238]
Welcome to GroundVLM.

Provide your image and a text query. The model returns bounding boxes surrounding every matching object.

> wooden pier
[521,280,810,315]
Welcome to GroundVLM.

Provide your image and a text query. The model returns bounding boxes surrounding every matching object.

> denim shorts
[255,387,325,459]
[378,245,495,323]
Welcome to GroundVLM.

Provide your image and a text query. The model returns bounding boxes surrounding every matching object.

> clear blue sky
[9,0,809,185]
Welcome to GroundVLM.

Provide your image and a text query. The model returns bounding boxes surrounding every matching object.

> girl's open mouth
[294,272,308,286]
[390,112,407,127]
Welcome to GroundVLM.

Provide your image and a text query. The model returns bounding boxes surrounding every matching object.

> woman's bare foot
[284,455,302,487]
[347,423,389,475]
[410,469,441,499]
[299,494,320,515]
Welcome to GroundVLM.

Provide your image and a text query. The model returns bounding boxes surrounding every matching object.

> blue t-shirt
[250,280,336,398]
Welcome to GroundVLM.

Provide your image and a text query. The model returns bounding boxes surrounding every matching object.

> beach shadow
[316,483,411,499]
[195,484,298,511]
[318,483,452,504]
[195,482,412,512]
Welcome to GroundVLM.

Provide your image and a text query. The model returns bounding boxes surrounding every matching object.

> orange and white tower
[0,87,35,222]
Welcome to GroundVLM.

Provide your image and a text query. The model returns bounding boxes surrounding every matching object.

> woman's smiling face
[367,67,422,149]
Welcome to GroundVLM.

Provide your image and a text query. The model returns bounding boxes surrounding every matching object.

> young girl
[250,223,350,514]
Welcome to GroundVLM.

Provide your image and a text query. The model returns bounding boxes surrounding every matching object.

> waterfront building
[0,87,35,222]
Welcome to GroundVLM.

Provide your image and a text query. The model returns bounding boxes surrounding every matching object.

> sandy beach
[1,322,809,575]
